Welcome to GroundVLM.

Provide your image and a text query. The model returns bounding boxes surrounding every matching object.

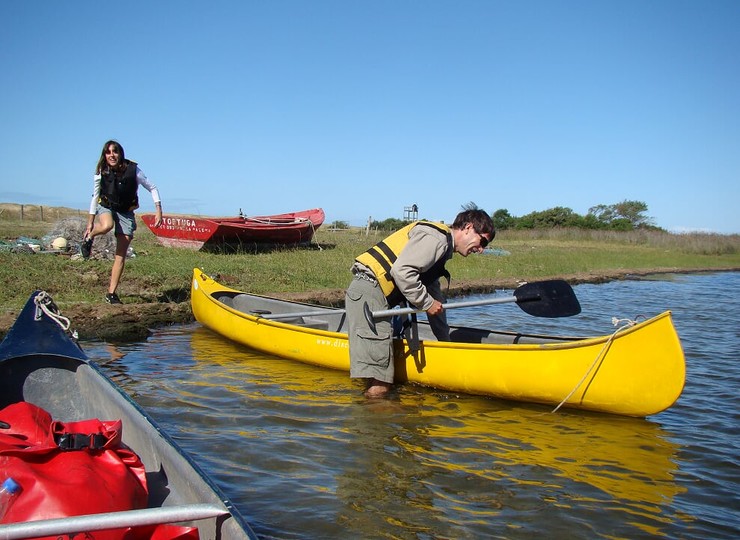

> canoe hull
[0,292,257,539]
[141,208,325,250]
[191,270,686,417]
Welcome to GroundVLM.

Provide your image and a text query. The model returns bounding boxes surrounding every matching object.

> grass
[1,202,739,313]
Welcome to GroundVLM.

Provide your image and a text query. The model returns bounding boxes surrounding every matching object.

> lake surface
[84,272,740,539]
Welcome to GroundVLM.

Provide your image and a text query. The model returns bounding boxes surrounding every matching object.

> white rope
[34,291,78,339]
[308,220,322,251]
[551,316,639,413]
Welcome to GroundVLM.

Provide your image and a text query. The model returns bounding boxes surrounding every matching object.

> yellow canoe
[190,269,686,417]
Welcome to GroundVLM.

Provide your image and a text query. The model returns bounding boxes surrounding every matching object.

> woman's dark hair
[95,140,126,174]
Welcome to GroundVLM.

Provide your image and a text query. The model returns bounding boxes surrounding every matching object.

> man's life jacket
[355,221,452,307]
[99,160,139,212]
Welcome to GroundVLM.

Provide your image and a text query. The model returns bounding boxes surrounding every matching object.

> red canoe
[140,208,325,250]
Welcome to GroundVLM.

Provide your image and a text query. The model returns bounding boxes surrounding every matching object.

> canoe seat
[295,318,329,331]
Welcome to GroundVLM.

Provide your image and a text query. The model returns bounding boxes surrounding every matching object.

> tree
[370,217,406,231]
[587,200,654,229]
[368,199,659,233]
[516,206,581,229]
[492,209,515,230]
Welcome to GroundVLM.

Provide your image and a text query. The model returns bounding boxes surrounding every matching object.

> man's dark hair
[452,206,495,239]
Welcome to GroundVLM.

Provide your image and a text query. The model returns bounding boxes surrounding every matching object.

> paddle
[257,280,580,324]
[364,279,580,328]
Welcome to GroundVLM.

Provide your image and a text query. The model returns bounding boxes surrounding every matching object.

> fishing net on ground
[40,217,123,260]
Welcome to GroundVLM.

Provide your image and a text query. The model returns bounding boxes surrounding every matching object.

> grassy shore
[1,203,738,340]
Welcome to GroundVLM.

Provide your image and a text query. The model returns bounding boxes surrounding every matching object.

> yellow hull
[191,269,685,417]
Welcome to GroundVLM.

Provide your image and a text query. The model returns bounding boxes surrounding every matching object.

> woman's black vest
[99,161,139,212]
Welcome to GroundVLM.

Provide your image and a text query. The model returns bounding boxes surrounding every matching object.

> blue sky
[1,1,738,233]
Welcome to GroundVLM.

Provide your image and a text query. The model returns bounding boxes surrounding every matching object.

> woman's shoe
[104,292,122,304]
[79,238,93,259]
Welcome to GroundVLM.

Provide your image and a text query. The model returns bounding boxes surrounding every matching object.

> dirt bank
[0,267,733,342]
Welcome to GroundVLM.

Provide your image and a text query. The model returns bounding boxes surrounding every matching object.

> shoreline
[1,267,735,343]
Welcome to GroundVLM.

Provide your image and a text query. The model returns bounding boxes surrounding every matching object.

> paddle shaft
[257,279,578,321]
[363,280,579,329]
[260,296,524,320]
[370,295,521,319]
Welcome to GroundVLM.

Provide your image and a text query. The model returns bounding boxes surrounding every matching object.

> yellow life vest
[356,221,451,303]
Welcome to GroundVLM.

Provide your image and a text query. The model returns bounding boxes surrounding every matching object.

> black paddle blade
[513,280,581,318]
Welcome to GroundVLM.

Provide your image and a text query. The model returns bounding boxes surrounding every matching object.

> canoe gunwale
[208,283,673,354]
[0,504,229,540]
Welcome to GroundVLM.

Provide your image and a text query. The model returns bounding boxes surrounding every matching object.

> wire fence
[0,204,85,222]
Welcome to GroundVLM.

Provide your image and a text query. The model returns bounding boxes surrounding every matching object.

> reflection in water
[335,401,441,538]
[422,407,683,507]
[333,395,685,539]
[186,327,686,538]
[416,406,684,536]
[106,344,125,362]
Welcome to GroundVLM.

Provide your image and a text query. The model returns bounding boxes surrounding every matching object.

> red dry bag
[0,401,198,540]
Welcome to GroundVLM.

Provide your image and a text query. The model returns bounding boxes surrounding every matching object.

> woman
[81,140,162,304]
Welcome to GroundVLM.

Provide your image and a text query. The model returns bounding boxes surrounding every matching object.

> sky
[1,1,738,234]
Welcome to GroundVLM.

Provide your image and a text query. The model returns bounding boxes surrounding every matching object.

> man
[346,207,495,398]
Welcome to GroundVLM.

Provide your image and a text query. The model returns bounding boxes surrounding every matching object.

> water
[85,272,740,539]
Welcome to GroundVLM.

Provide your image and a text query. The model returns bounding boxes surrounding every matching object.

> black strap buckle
[55,433,107,451]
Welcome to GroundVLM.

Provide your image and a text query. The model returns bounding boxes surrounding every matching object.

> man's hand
[426,299,444,316]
